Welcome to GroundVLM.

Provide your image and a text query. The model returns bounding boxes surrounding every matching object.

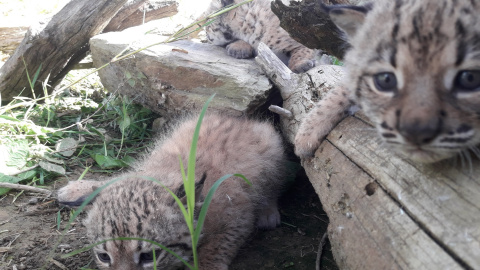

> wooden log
[255,42,344,144]
[255,42,480,270]
[103,0,178,32]
[270,0,354,59]
[0,0,129,102]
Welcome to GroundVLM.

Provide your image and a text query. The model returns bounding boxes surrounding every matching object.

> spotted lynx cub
[295,0,480,163]
[57,114,287,270]
[204,0,317,73]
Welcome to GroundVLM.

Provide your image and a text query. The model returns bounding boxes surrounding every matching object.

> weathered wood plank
[256,41,479,269]
[323,116,480,268]
[304,137,462,269]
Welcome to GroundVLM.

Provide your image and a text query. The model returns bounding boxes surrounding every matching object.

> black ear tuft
[58,195,96,207]
[221,0,235,7]
[323,2,373,39]
[196,172,207,190]
[176,172,208,206]
[321,2,373,14]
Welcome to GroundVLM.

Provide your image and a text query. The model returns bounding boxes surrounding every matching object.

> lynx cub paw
[294,129,326,159]
[226,40,255,59]
[256,203,281,229]
[289,59,316,74]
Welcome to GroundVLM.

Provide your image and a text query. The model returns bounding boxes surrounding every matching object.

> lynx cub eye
[373,72,397,92]
[140,249,160,264]
[455,70,480,92]
[97,252,111,263]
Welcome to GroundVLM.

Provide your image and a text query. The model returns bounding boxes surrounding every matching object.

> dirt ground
[0,167,338,270]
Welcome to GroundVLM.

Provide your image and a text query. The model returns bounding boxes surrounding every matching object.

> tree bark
[103,0,178,32]
[0,0,178,102]
[0,0,129,102]
[271,0,357,59]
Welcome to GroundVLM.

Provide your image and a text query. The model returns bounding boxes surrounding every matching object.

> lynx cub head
[328,0,480,163]
[85,178,197,270]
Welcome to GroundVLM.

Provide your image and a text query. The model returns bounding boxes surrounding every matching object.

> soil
[0,167,338,270]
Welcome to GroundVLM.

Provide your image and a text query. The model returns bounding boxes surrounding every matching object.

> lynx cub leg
[288,47,317,74]
[197,191,255,270]
[295,85,352,158]
[256,200,281,229]
[226,40,255,59]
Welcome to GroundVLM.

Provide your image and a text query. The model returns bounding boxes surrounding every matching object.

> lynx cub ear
[325,4,372,39]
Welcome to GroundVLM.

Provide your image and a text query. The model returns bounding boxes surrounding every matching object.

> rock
[27,197,39,205]
[90,30,272,116]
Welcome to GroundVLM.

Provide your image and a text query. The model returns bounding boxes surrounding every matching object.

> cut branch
[0,182,51,195]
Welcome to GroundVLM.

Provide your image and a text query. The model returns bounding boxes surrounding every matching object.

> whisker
[451,153,459,168]
[458,150,466,170]
[469,146,480,160]
[462,150,473,176]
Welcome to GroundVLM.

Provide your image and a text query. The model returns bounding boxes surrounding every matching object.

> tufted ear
[323,3,373,39]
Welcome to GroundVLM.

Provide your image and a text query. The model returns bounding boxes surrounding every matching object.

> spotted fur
[204,0,317,73]
[57,114,287,270]
[295,0,480,163]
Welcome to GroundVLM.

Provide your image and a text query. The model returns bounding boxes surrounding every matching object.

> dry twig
[0,183,51,195]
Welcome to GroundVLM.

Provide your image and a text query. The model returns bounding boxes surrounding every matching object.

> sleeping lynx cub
[295,0,480,163]
[57,114,287,270]
[204,0,317,73]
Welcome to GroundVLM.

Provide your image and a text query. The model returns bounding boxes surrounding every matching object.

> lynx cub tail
[58,114,287,270]
[295,0,480,163]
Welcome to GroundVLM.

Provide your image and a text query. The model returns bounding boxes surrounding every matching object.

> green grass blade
[77,166,90,181]
[193,173,250,245]
[56,210,61,230]
[184,94,215,226]
[186,94,215,270]
[32,64,43,88]
[153,247,157,270]
[179,155,187,195]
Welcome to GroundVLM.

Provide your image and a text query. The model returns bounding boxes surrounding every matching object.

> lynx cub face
[204,0,317,73]
[58,114,287,270]
[295,0,480,163]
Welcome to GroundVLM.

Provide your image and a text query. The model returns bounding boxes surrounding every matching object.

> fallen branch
[9,164,39,176]
[0,182,51,195]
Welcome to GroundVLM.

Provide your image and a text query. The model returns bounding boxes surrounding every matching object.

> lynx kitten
[58,114,287,270]
[295,0,480,163]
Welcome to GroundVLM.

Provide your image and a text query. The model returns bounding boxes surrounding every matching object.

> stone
[90,30,272,116]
